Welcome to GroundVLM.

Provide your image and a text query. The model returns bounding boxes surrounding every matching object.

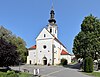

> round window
[43,45,46,49]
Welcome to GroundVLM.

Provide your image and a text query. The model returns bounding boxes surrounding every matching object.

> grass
[85,72,100,77]
[18,72,32,77]
[0,72,6,77]
[0,71,32,77]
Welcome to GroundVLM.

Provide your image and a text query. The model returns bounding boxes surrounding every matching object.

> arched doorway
[43,57,47,65]
[30,60,31,64]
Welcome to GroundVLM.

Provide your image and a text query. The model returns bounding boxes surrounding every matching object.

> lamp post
[95,52,98,71]
[19,58,21,72]
[95,52,98,60]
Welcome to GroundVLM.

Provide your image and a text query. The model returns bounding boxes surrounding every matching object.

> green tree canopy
[0,38,19,66]
[0,26,27,63]
[73,15,100,59]
[11,37,27,62]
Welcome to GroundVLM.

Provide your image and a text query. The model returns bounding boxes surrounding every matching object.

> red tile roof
[61,50,69,55]
[28,45,36,50]
[31,45,36,49]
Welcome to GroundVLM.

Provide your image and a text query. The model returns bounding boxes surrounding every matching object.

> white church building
[27,7,71,65]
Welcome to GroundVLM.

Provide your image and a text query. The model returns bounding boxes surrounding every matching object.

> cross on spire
[51,0,54,10]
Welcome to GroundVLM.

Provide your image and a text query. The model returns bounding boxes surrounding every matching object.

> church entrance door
[43,57,47,65]
[30,60,31,64]
[43,60,47,65]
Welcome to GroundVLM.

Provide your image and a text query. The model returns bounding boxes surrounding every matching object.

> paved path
[11,64,92,77]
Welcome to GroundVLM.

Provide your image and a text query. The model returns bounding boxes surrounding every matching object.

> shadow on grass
[0,69,9,72]
[0,63,25,73]
[0,68,20,73]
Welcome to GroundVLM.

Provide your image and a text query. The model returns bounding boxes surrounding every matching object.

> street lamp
[19,58,21,72]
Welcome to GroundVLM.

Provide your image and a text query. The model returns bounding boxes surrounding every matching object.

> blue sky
[0,0,100,54]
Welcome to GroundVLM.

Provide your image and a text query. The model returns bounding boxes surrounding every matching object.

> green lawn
[85,72,100,77]
[0,71,32,77]
[0,72,5,77]
[19,72,32,77]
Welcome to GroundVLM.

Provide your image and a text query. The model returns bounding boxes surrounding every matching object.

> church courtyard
[11,64,92,77]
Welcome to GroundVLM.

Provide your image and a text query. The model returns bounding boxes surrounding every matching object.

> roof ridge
[45,28,67,49]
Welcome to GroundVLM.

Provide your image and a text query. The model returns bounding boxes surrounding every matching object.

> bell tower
[47,6,58,38]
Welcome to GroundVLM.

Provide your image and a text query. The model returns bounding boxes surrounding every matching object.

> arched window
[55,30,56,33]
[44,34,46,37]
[50,28,52,33]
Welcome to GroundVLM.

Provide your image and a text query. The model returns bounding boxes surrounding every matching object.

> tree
[73,14,100,59]
[0,38,19,66]
[11,37,27,63]
[0,26,27,63]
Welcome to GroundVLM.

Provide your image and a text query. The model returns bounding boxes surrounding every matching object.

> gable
[36,28,54,40]
[61,50,69,55]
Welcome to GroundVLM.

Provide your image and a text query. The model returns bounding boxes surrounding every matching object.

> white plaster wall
[36,28,53,40]
[52,26,57,38]
[60,45,71,62]
[36,39,53,65]
[47,24,58,38]
[71,55,75,59]
[27,49,36,64]
[34,27,71,65]
[53,40,61,65]
[54,39,71,64]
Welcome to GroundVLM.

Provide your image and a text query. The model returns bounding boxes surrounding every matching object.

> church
[27,7,71,65]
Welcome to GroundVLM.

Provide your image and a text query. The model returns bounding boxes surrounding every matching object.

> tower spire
[48,0,56,23]
[51,0,54,10]
[47,0,58,38]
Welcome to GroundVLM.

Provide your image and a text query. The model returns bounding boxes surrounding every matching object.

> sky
[0,0,100,54]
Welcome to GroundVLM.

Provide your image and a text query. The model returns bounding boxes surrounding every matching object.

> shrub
[84,57,93,72]
[84,57,89,72]
[0,72,6,77]
[61,58,68,65]
[88,57,93,72]
[7,70,15,75]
